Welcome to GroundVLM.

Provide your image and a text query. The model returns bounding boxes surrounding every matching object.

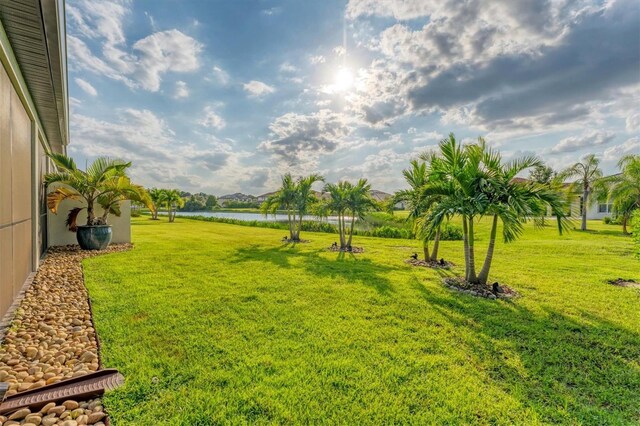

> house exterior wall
[569,198,614,220]
[0,51,35,317]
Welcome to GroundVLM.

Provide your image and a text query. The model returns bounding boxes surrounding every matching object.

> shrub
[603,216,612,225]
[131,210,141,218]
[371,226,407,239]
[439,223,463,241]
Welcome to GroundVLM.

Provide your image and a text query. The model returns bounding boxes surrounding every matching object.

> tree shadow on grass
[229,244,396,295]
[411,281,640,424]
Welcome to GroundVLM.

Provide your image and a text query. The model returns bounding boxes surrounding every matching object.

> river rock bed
[405,258,454,269]
[0,244,132,425]
[443,277,519,299]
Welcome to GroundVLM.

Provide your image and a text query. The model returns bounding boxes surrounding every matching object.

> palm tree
[603,155,640,234]
[323,181,350,248]
[148,188,165,220]
[95,176,154,225]
[345,179,378,248]
[558,154,603,231]
[422,134,571,286]
[393,159,442,261]
[323,179,377,250]
[261,174,324,241]
[163,189,184,222]
[45,154,132,228]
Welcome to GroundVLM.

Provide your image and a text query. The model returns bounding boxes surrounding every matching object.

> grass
[83,217,640,425]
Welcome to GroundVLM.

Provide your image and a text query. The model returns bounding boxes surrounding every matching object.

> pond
[174,210,345,225]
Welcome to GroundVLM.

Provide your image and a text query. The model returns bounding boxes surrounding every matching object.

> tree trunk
[581,189,588,231]
[429,226,441,262]
[347,214,356,247]
[423,239,430,261]
[287,209,294,240]
[462,216,470,280]
[338,212,345,248]
[467,217,477,283]
[478,214,498,285]
[297,214,303,241]
[622,214,629,235]
[86,198,94,225]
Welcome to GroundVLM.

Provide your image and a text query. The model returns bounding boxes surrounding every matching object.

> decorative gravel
[443,277,519,299]
[0,244,132,426]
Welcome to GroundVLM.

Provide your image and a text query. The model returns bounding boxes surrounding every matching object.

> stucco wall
[47,195,131,246]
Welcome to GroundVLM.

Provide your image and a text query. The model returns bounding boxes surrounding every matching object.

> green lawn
[83,217,640,425]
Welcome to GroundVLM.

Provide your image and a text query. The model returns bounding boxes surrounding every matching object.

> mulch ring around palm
[282,237,311,243]
[607,278,640,288]
[405,258,454,269]
[327,245,364,253]
[443,277,519,300]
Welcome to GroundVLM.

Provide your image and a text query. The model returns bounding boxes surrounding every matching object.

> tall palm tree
[261,174,297,239]
[558,154,603,231]
[602,155,640,234]
[345,178,378,248]
[422,134,571,286]
[163,189,184,222]
[293,174,325,240]
[323,181,350,248]
[393,159,443,261]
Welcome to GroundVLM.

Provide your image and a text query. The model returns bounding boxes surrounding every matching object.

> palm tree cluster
[261,174,379,247]
[399,134,571,286]
[45,153,154,230]
[322,179,378,250]
[261,174,324,241]
[148,188,185,222]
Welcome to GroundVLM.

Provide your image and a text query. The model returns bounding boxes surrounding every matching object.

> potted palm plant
[44,153,154,250]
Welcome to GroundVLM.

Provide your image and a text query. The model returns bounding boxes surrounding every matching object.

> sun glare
[334,67,354,92]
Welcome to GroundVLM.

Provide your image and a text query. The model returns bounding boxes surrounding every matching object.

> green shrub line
[148,212,463,241]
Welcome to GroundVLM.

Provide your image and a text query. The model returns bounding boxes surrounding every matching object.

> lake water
[174,211,344,224]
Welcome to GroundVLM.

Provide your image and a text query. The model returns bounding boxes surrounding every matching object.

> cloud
[75,78,98,96]
[211,66,230,85]
[602,137,640,161]
[67,1,203,92]
[626,113,640,133]
[173,81,189,99]
[279,62,298,73]
[259,110,352,165]
[68,108,237,191]
[345,0,639,134]
[309,55,326,65]
[243,80,275,97]
[551,130,616,154]
[199,106,226,130]
[132,30,203,91]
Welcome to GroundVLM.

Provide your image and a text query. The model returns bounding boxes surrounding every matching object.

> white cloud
[132,30,203,91]
[243,80,275,97]
[309,55,326,65]
[199,106,226,130]
[259,110,352,167]
[173,81,189,99]
[211,66,230,85]
[603,137,640,161]
[626,113,640,133]
[67,1,203,93]
[279,62,298,73]
[75,78,98,96]
[551,130,616,154]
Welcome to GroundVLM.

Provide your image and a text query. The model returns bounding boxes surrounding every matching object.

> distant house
[256,191,277,203]
[218,193,256,206]
[511,176,616,220]
[370,190,406,209]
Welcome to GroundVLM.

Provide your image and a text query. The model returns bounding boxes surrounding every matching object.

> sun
[334,67,354,92]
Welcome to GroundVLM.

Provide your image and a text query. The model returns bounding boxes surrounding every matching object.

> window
[598,203,612,213]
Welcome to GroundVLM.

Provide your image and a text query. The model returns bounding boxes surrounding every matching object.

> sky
[66,0,640,196]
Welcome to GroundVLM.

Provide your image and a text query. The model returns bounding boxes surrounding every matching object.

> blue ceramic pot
[76,225,112,250]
